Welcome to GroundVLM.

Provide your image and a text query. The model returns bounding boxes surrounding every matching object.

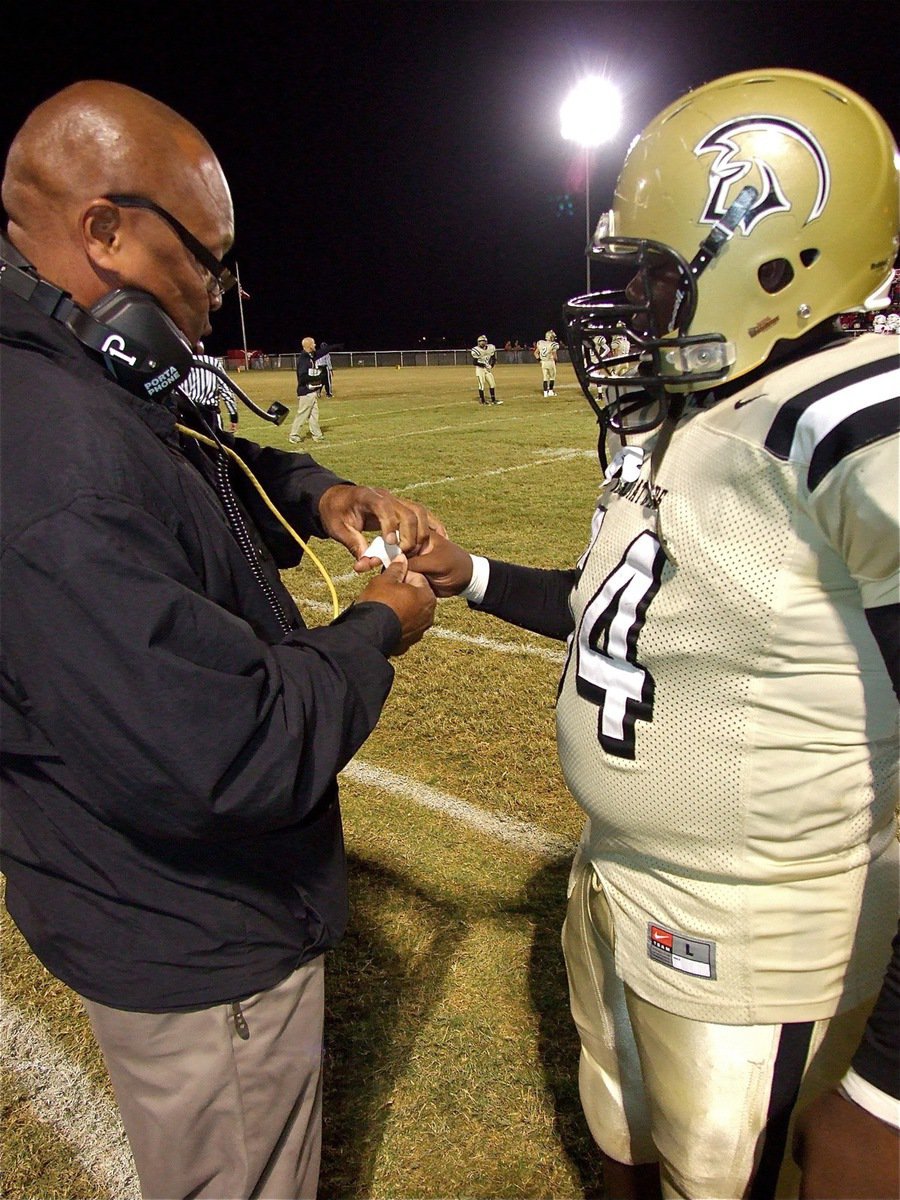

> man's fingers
[380,557,409,583]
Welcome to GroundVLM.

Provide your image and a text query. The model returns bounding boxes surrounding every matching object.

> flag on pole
[235,263,250,370]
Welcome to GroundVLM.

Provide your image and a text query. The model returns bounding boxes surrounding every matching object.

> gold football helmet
[565,69,900,433]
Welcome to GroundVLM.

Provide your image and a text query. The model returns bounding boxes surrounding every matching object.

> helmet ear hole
[758,258,795,294]
[799,248,820,267]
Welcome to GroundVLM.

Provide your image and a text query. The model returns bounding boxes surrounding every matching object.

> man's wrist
[461,555,490,604]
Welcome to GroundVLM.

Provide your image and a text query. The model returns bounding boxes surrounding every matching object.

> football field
[1,362,610,1199]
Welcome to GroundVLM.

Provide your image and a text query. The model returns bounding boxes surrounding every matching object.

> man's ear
[81,199,124,274]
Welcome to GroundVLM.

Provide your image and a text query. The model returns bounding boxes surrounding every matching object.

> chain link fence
[227,346,572,372]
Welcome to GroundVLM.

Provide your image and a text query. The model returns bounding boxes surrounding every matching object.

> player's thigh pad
[562,862,656,1164]
[628,983,873,1198]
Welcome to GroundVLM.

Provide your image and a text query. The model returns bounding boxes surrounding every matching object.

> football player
[471,334,501,404]
[410,69,899,1199]
[534,328,560,396]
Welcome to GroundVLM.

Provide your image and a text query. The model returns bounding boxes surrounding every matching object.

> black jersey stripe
[765,353,898,460]
[808,396,900,491]
[748,1021,814,1200]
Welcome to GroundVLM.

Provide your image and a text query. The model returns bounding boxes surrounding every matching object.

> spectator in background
[315,341,335,397]
[534,329,559,397]
[290,336,325,444]
[180,342,239,432]
[471,334,501,405]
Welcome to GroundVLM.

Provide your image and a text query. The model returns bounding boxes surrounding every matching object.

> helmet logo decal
[694,117,830,234]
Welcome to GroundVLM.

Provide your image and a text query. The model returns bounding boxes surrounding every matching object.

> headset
[0,241,346,621]
[0,242,288,424]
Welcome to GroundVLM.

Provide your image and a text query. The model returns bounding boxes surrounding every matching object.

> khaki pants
[562,862,873,1199]
[290,391,323,442]
[83,957,325,1200]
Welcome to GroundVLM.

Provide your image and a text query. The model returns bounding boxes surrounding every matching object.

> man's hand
[404,531,475,597]
[356,557,436,655]
[318,484,447,561]
[793,1088,899,1199]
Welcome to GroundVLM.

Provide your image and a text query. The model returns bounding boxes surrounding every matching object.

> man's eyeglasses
[104,194,236,297]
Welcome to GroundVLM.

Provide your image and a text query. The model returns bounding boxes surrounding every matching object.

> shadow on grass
[318,852,466,1199]
[525,858,605,1200]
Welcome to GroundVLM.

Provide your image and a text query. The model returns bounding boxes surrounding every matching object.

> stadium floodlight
[560,76,623,291]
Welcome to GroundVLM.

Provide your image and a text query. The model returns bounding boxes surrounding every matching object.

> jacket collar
[1,284,180,441]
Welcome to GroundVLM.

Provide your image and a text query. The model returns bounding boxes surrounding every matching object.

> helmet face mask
[565,235,734,435]
[564,69,900,439]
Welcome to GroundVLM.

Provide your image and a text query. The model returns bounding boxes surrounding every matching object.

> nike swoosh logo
[734,394,760,409]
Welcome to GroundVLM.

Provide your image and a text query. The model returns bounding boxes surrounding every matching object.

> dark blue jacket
[0,291,399,1011]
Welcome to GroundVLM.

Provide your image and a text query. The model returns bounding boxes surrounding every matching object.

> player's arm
[793,413,900,1195]
[406,533,576,641]
[469,557,576,640]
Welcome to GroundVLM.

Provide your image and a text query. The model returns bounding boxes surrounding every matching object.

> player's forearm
[468,558,577,641]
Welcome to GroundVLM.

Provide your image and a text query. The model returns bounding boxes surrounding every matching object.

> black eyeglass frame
[103,194,236,295]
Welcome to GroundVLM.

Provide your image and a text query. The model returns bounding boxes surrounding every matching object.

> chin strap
[688,185,759,280]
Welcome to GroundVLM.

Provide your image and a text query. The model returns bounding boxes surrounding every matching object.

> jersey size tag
[647,922,716,979]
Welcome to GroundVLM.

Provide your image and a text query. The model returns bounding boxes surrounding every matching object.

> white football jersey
[536,338,559,362]
[557,334,899,1024]
[472,343,496,369]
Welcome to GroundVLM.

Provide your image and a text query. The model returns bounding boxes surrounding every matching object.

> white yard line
[292,597,566,663]
[342,759,574,860]
[398,447,593,492]
[1,1004,140,1199]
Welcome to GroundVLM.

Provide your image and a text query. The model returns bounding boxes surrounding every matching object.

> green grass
[2,364,608,1199]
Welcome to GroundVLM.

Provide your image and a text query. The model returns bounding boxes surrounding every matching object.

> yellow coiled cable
[175,424,341,620]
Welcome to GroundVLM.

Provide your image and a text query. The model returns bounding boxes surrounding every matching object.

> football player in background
[471,333,501,404]
[407,69,899,1199]
[534,328,560,396]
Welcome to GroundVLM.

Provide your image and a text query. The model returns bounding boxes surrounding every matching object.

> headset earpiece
[82,289,194,398]
[2,244,284,422]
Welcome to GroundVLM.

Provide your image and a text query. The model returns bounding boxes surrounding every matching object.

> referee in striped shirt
[180,345,239,432]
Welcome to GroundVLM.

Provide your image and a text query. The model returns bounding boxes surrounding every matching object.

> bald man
[0,81,443,1200]
[290,335,325,443]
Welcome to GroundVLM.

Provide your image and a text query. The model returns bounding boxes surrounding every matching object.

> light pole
[560,76,623,293]
[584,144,591,294]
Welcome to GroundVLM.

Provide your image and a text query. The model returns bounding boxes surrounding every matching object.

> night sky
[3,0,898,353]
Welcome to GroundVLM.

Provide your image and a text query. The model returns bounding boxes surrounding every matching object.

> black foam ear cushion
[87,289,194,399]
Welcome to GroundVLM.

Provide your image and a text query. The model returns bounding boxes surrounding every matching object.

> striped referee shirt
[179,355,239,429]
